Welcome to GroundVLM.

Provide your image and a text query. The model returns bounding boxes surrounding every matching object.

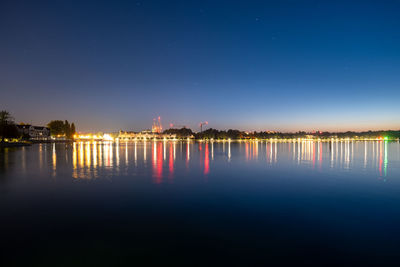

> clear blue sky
[1,0,399,132]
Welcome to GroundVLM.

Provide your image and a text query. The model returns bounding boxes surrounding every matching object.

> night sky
[1,0,399,132]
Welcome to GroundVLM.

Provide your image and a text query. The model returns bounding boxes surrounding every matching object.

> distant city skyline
[8,114,399,134]
[2,0,399,132]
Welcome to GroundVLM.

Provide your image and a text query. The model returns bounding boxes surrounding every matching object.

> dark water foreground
[1,141,400,266]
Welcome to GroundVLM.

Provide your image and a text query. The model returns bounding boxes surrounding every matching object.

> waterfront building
[118,130,177,141]
[16,125,51,140]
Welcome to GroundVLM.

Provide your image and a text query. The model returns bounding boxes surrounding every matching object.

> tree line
[0,110,77,142]
[0,110,18,143]
[47,120,76,139]
[164,127,400,140]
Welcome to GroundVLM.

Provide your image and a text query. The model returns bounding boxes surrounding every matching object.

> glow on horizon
[2,2,400,133]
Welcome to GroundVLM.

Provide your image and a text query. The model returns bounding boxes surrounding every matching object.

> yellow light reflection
[116,141,119,167]
[52,143,56,177]
[228,141,231,161]
[153,142,157,162]
[144,141,147,162]
[73,142,77,178]
[93,142,97,167]
[364,142,367,169]
[125,143,128,165]
[99,142,102,167]
[79,142,84,168]
[164,140,167,161]
[109,142,113,166]
[173,141,176,160]
[186,141,190,162]
[134,141,137,165]
[211,141,214,160]
[86,142,91,168]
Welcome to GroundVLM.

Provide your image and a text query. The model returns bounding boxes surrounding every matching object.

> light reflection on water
[1,140,399,182]
[1,140,400,265]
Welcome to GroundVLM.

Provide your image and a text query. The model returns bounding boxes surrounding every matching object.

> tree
[163,127,193,138]
[64,120,71,138]
[195,128,219,139]
[47,120,76,139]
[0,110,18,142]
[47,120,65,136]
[0,110,13,125]
[71,123,76,136]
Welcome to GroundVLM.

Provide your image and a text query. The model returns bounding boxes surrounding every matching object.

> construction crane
[152,116,163,133]
[169,123,187,129]
[199,121,208,132]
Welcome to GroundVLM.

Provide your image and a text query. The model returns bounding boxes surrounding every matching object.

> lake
[1,140,400,266]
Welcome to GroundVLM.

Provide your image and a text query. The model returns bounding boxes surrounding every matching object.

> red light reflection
[169,142,174,178]
[204,143,209,175]
[152,142,163,184]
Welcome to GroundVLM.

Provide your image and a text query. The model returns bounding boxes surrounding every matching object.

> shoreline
[77,138,400,143]
[2,138,399,147]
[0,140,73,147]
[30,140,73,144]
[0,142,31,148]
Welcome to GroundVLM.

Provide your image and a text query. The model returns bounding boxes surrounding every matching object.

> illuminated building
[16,125,51,140]
[118,130,176,141]
[118,117,176,141]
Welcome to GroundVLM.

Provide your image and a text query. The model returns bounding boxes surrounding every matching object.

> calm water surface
[1,141,400,266]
